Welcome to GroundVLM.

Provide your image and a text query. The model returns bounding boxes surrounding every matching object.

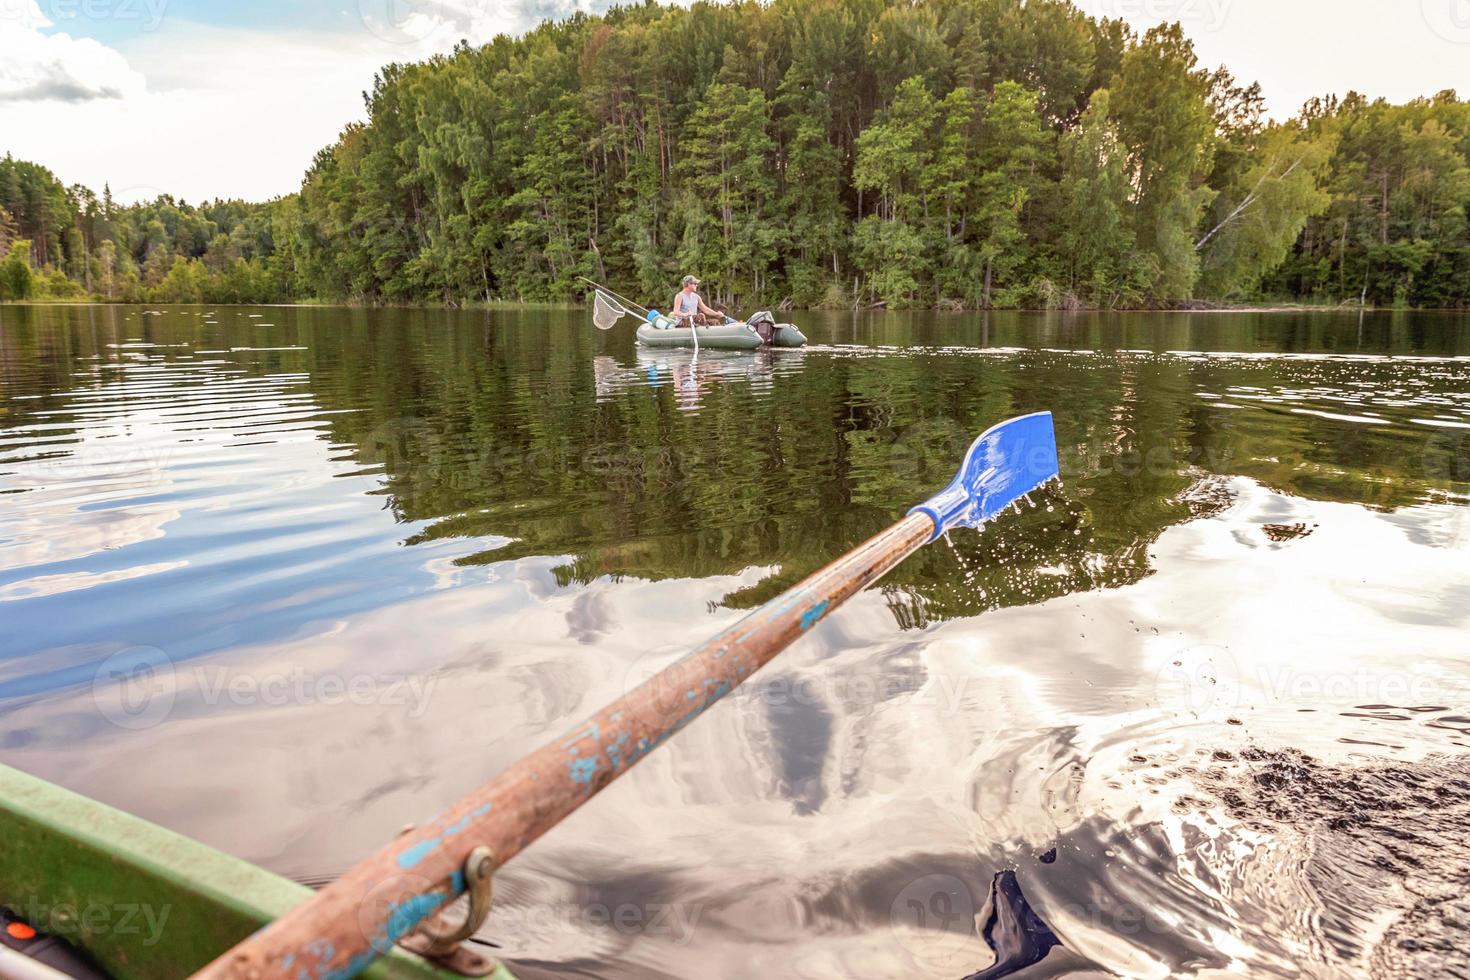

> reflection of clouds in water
[1,474,1465,976]
[0,560,189,602]
[422,547,510,591]
[496,496,1467,975]
[0,504,180,578]
[5,310,1470,978]
[1,368,190,575]
[0,341,500,702]
[0,558,772,868]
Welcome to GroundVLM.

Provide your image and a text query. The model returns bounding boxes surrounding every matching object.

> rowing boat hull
[635,322,808,350]
[770,324,809,348]
[637,322,760,349]
[0,763,506,979]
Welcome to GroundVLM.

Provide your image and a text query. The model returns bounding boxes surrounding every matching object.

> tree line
[0,156,292,304]
[3,0,1468,309]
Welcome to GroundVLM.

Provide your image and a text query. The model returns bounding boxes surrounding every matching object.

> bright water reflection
[0,305,1468,978]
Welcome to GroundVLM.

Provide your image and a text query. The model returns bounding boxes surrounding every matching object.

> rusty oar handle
[195,412,1058,980]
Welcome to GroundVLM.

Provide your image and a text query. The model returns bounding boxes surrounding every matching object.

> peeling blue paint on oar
[395,801,494,869]
[799,599,830,630]
[197,412,1061,980]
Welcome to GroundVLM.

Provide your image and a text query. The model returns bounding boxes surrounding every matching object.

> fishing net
[592,289,628,330]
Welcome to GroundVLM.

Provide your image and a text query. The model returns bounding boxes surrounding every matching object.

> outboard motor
[747,310,776,345]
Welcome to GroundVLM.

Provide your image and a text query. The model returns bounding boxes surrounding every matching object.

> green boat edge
[0,763,518,980]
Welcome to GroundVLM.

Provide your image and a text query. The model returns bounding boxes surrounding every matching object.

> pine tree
[676,77,779,302]
[1111,23,1217,300]
[1055,88,1140,306]
[971,81,1049,308]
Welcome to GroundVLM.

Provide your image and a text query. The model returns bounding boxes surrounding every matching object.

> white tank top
[675,292,699,316]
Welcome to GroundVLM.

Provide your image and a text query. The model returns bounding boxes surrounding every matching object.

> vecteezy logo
[888,417,970,487]
[42,0,171,31]
[889,873,978,971]
[1153,643,1240,717]
[1422,0,1470,42]
[1092,0,1232,33]
[357,0,445,44]
[92,645,176,730]
[621,647,692,716]
[358,871,438,952]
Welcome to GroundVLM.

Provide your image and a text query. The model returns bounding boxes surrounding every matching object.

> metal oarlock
[397,846,498,977]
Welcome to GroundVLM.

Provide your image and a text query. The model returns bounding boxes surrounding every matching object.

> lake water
[1,304,1468,978]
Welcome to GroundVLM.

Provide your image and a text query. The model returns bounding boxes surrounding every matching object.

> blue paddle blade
[908,412,1059,541]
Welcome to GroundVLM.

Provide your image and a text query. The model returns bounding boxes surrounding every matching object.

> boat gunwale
[0,763,500,980]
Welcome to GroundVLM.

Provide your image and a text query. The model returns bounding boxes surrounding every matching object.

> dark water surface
[2,305,1468,978]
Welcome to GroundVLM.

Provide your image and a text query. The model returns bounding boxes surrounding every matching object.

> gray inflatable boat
[636,311,807,350]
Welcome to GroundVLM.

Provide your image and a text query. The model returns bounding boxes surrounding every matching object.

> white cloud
[0,2,623,201]
[1075,0,1470,118]
[0,0,145,103]
[0,21,395,201]
[355,0,619,59]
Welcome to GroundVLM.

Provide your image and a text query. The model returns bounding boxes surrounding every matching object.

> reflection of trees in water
[3,306,1465,629]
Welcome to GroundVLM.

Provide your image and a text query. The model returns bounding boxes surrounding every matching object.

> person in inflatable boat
[671,275,724,326]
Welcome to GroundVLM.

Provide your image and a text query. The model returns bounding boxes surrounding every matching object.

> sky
[1,0,1468,204]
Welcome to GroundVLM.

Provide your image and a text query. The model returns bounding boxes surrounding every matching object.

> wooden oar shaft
[197,511,935,980]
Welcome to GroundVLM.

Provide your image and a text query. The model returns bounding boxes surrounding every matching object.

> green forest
[3,0,1470,310]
